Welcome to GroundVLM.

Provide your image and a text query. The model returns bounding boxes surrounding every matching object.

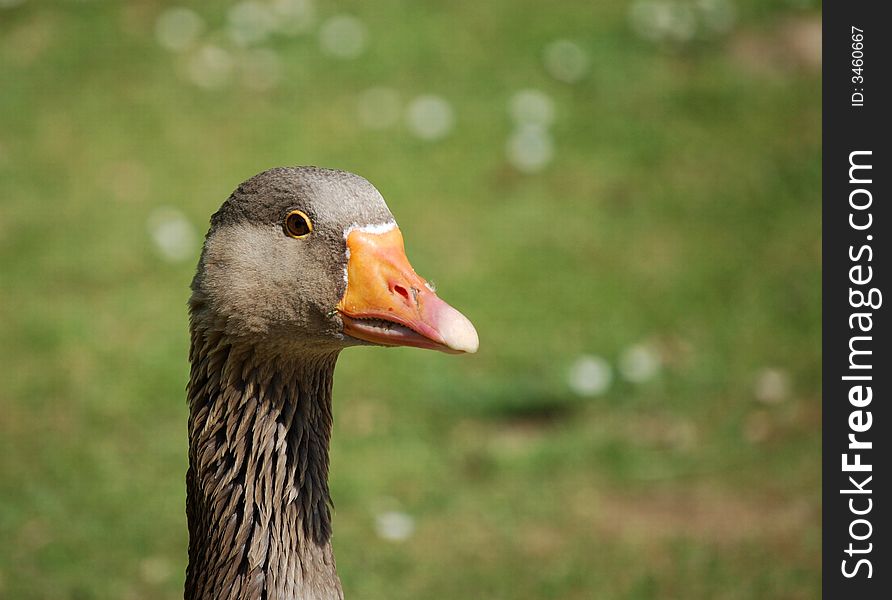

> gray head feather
[191,166,395,352]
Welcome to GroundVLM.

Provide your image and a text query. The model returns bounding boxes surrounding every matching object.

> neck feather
[185,324,343,600]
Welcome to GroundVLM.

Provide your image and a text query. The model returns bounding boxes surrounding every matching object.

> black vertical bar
[823,4,890,598]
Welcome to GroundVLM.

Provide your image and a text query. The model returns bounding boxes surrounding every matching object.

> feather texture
[185,299,343,600]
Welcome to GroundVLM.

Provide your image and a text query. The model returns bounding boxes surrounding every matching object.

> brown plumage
[185,167,477,599]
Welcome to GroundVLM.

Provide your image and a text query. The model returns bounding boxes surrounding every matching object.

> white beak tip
[439,308,479,354]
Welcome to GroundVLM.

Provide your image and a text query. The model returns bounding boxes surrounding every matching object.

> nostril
[393,284,410,302]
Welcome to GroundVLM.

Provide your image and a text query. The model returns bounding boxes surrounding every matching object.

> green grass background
[1,1,820,598]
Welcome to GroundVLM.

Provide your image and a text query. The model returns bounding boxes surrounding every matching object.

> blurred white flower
[155,7,205,52]
[240,48,283,91]
[630,1,666,42]
[406,95,455,140]
[629,0,706,43]
[374,510,415,542]
[506,125,553,173]
[696,0,736,34]
[667,2,697,41]
[754,368,790,404]
[227,1,276,47]
[568,355,613,397]
[618,343,661,383]
[543,39,589,83]
[357,87,401,130]
[147,207,197,262]
[319,15,367,59]
[508,89,555,127]
[186,45,234,89]
[270,0,316,35]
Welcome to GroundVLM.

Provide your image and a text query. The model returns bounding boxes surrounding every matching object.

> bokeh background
[1,1,821,598]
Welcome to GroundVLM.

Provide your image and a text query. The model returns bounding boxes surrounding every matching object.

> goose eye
[284,210,313,238]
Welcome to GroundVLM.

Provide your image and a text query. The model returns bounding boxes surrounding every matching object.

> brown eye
[284,210,313,238]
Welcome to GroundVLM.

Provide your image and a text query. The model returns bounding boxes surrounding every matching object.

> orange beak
[336,226,478,354]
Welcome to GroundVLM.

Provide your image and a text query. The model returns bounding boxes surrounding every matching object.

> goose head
[191,166,478,356]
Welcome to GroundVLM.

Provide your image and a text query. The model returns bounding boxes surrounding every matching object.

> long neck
[185,328,343,600]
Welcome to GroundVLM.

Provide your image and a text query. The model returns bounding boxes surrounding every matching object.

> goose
[185,166,478,600]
